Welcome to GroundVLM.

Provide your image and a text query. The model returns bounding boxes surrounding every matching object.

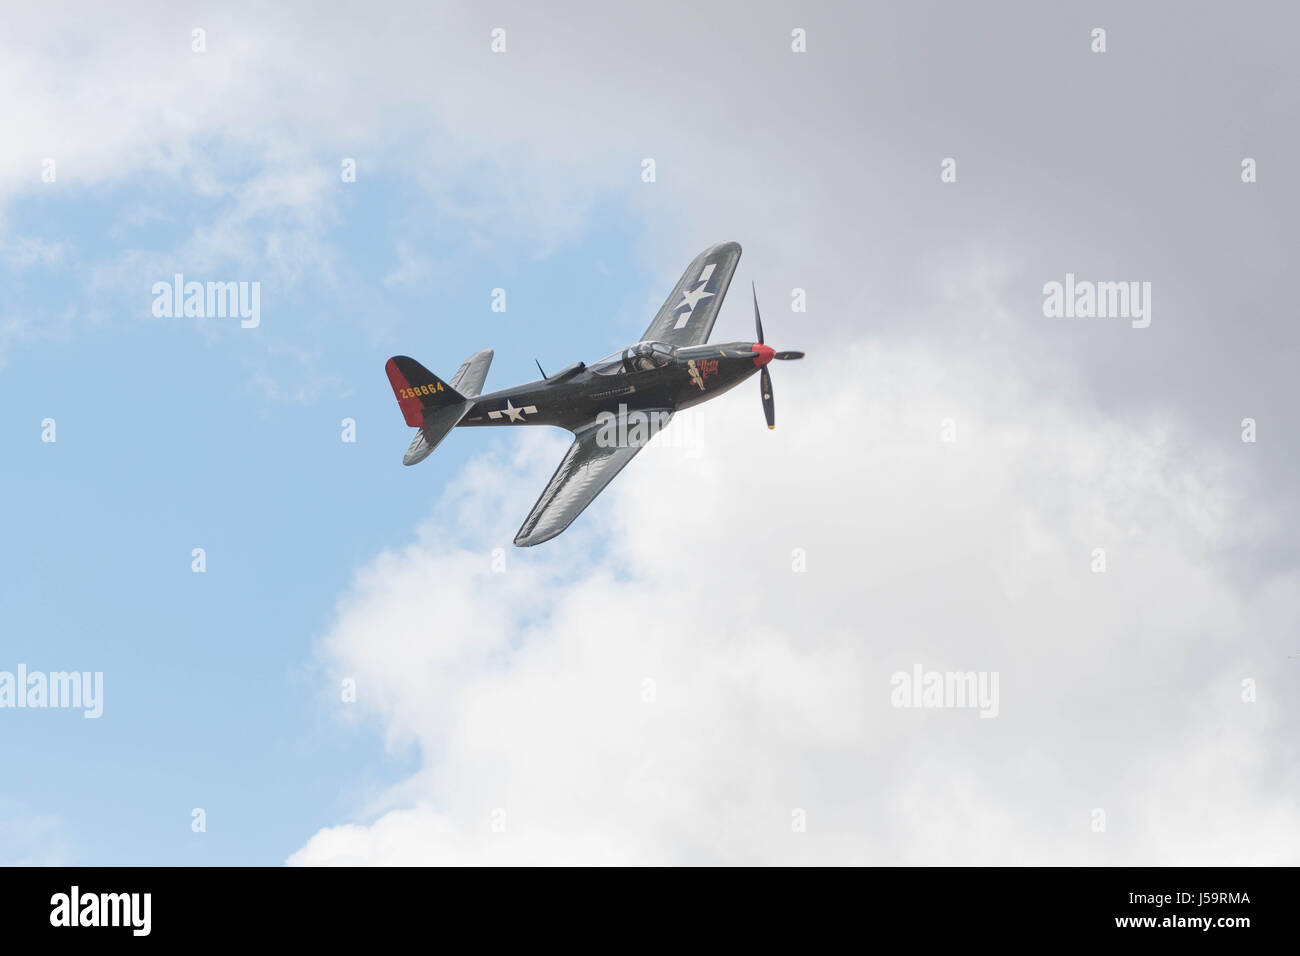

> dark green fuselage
[458,342,763,432]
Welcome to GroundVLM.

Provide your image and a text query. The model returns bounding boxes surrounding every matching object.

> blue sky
[0,171,665,864]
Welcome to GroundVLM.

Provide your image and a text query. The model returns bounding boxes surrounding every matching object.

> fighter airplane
[385,241,803,546]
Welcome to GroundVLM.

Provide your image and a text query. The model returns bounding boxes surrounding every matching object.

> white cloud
[0,806,73,866]
[0,236,67,270]
[291,326,1300,865]
[381,242,433,288]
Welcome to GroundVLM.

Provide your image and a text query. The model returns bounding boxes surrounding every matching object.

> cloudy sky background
[0,1,1296,864]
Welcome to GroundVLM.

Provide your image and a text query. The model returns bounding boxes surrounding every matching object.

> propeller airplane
[385,241,803,546]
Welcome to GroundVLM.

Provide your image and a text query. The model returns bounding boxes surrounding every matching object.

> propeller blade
[773,350,804,360]
[752,281,764,345]
[760,365,775,429]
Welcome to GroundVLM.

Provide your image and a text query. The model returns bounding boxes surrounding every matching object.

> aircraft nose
[751,343,775,367]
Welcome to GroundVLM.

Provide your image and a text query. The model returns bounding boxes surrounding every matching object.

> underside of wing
[640,241,742,348]
[514,412,672,547]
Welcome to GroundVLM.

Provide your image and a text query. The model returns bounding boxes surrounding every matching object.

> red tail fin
[385,356,463,427]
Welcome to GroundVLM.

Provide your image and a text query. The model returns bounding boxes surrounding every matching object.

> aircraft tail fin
[385,356,465,426]
[385,355,473,465]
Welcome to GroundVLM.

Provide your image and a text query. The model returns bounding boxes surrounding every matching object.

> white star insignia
[488,400,539,422]
[676,281,715,313]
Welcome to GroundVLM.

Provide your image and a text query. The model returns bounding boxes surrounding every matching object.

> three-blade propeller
[752,282,804,429]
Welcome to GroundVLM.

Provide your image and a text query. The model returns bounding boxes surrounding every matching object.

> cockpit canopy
[590,340,677,375]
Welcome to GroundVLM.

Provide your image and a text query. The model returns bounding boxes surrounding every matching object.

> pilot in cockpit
[591,341,677,375]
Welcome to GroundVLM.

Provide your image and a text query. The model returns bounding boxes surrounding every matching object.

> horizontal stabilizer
[449,348,493,398]
[403,402,472,465]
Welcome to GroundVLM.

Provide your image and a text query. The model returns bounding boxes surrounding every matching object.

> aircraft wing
[640,241,742,348]
[514,412,672,546]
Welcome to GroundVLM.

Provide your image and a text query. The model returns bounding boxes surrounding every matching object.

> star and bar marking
[673,263,716,329]
[488,400,538,422]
